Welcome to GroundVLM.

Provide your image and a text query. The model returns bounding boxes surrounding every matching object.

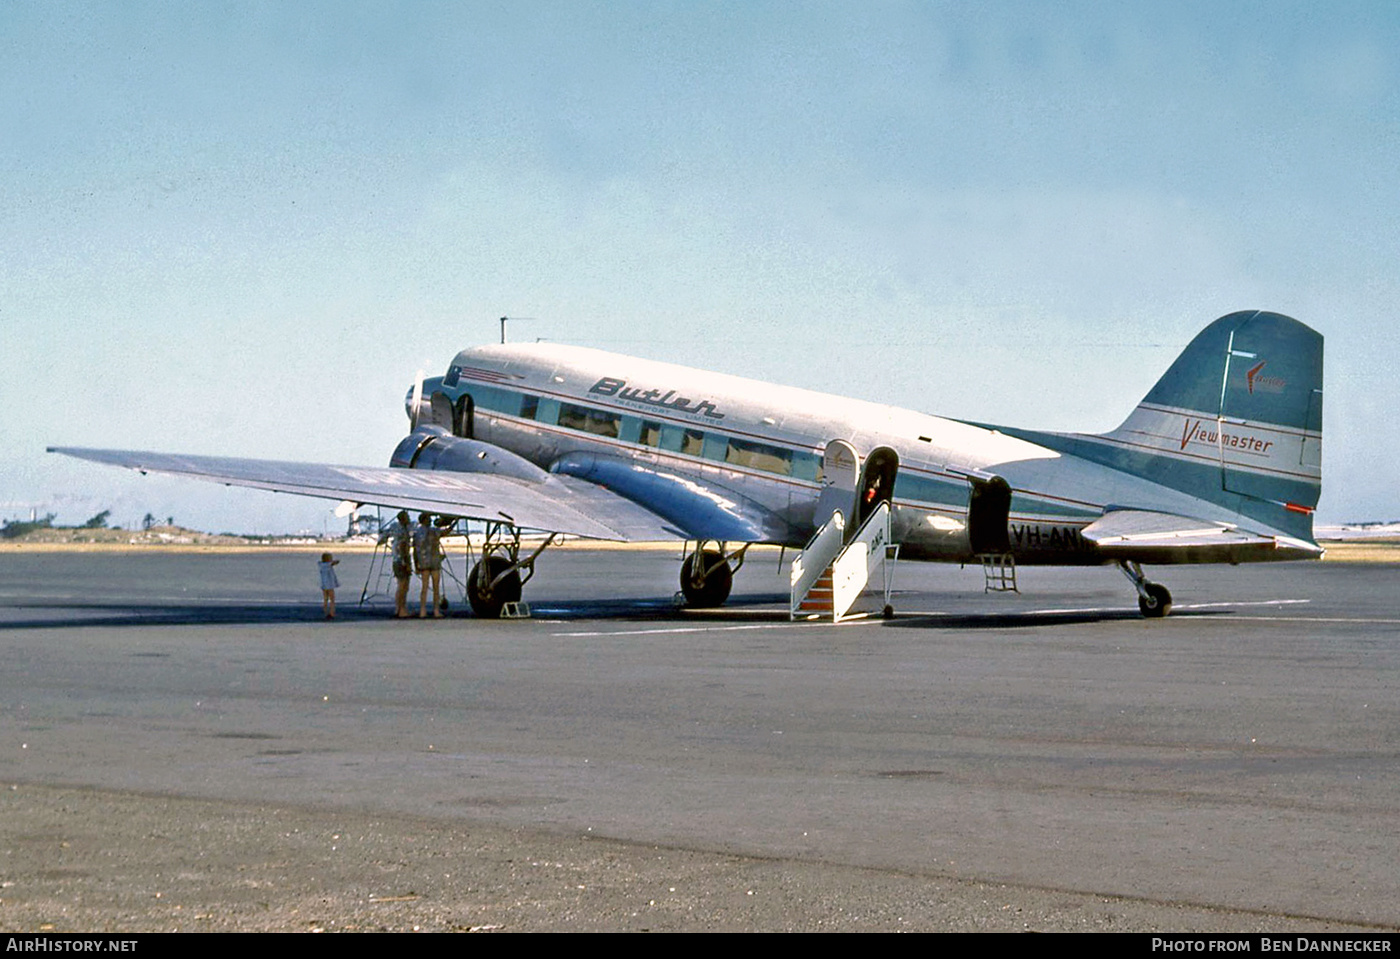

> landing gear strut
[467,522,556,618]
[1119,560,1172,618]
[679,541,749,608]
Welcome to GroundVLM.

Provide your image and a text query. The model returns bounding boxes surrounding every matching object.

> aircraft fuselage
[417,342,1301,564]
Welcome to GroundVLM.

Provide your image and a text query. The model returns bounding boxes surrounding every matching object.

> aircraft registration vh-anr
[52,309,1323,619]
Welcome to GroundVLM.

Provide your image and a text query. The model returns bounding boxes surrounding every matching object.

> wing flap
[49,446,682,541]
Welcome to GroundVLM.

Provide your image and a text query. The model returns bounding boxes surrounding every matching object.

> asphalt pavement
[0,547,1396,932]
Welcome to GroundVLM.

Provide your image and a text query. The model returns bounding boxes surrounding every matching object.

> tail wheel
[680,550,732,608]
[468,556,522,618]
[1138,582,1172,618]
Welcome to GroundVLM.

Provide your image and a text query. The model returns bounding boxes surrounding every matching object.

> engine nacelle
[551,450,790,542]
[389,427,551,484]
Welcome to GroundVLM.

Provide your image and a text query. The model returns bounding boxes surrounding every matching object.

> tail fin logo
[1245,360,1287,395]
[1180,417,1276,455]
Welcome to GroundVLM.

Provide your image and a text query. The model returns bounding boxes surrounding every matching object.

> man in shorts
[414,513,445,618]
[379,511,414,618]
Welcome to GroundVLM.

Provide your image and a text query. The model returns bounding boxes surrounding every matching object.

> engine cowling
[389,427,551,484]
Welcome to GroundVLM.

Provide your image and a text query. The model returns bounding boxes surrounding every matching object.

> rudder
[1098,311,1323,538]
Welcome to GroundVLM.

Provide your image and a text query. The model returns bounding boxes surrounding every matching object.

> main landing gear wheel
[1138,582,1172,618]
[465,522,555,619]
[681,550,733,608]
[468,556,521,619]
[1120,560,1172,618]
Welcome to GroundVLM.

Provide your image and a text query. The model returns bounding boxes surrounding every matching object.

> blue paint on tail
[1142,311,1323,440]
[1106,311,1323,540]
[979,312,1323,542]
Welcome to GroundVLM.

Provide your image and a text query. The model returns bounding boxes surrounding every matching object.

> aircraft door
[814,439,859,530]
[452,394,475,439]
[855,446,899,531]
[966,475,1012,554]
[428,392,456,432]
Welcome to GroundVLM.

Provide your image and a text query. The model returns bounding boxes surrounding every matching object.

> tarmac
[0,545,1397,932]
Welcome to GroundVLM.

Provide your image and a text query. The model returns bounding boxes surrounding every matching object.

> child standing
[319,552,341,619]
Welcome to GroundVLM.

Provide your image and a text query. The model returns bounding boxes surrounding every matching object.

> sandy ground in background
[2,533,1397,561]
[1313,541,1400,562]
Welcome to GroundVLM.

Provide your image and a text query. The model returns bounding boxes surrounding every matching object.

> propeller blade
[409,369,425,430]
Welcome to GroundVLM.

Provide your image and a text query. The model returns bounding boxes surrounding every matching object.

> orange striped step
[798,569,835,611]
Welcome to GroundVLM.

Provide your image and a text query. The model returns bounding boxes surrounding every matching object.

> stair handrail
[790,510,845,617]
[831,502,892,622]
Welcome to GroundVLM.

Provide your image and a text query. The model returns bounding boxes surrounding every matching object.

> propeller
[409,368,425,430]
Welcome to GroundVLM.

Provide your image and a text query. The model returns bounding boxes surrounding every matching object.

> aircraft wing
[1080,508,1322,564]
[48,446,686,542]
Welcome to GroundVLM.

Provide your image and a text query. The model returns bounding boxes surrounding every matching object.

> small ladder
[979,553,1018,593]
[500,601,532,619]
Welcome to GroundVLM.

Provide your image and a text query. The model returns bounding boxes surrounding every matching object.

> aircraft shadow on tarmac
[0,602,379,630]
[1,594,1232,630]
[880,607,1233,629]
[0,592,785,629]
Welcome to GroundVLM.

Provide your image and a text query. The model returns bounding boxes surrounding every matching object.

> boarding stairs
[791,502,898,623]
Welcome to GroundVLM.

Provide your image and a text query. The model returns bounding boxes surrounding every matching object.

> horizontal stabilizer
[1081,509,1322,564]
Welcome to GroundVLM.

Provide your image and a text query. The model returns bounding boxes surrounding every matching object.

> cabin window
[657,424,686,452]
[724,438,793,475]
[535,398,560,425]
[681,429,706,457]
[590,410,622,437]
[519,394,539,420]
[557,403,587,432]
[638,420,663,447]
[892,471,967,507]
[558,402,621,439]
[791,450,822,482]
[618,416,643,444]
[469,385,507,413]
[701,433,728,461]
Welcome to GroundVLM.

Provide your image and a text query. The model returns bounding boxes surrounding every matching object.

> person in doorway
[318,552,340,619]
[414,512,445,618]
[379,511,414,618]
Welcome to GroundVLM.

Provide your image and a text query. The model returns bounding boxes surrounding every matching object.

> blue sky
[3,2,1397,532]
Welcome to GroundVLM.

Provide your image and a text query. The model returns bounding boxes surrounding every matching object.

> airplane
[51,309,1323,619]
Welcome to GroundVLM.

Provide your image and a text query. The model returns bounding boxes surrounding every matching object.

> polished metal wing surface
[49,446,685,542]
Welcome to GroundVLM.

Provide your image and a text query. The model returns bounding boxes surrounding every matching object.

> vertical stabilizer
[1095,311,1323,539]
